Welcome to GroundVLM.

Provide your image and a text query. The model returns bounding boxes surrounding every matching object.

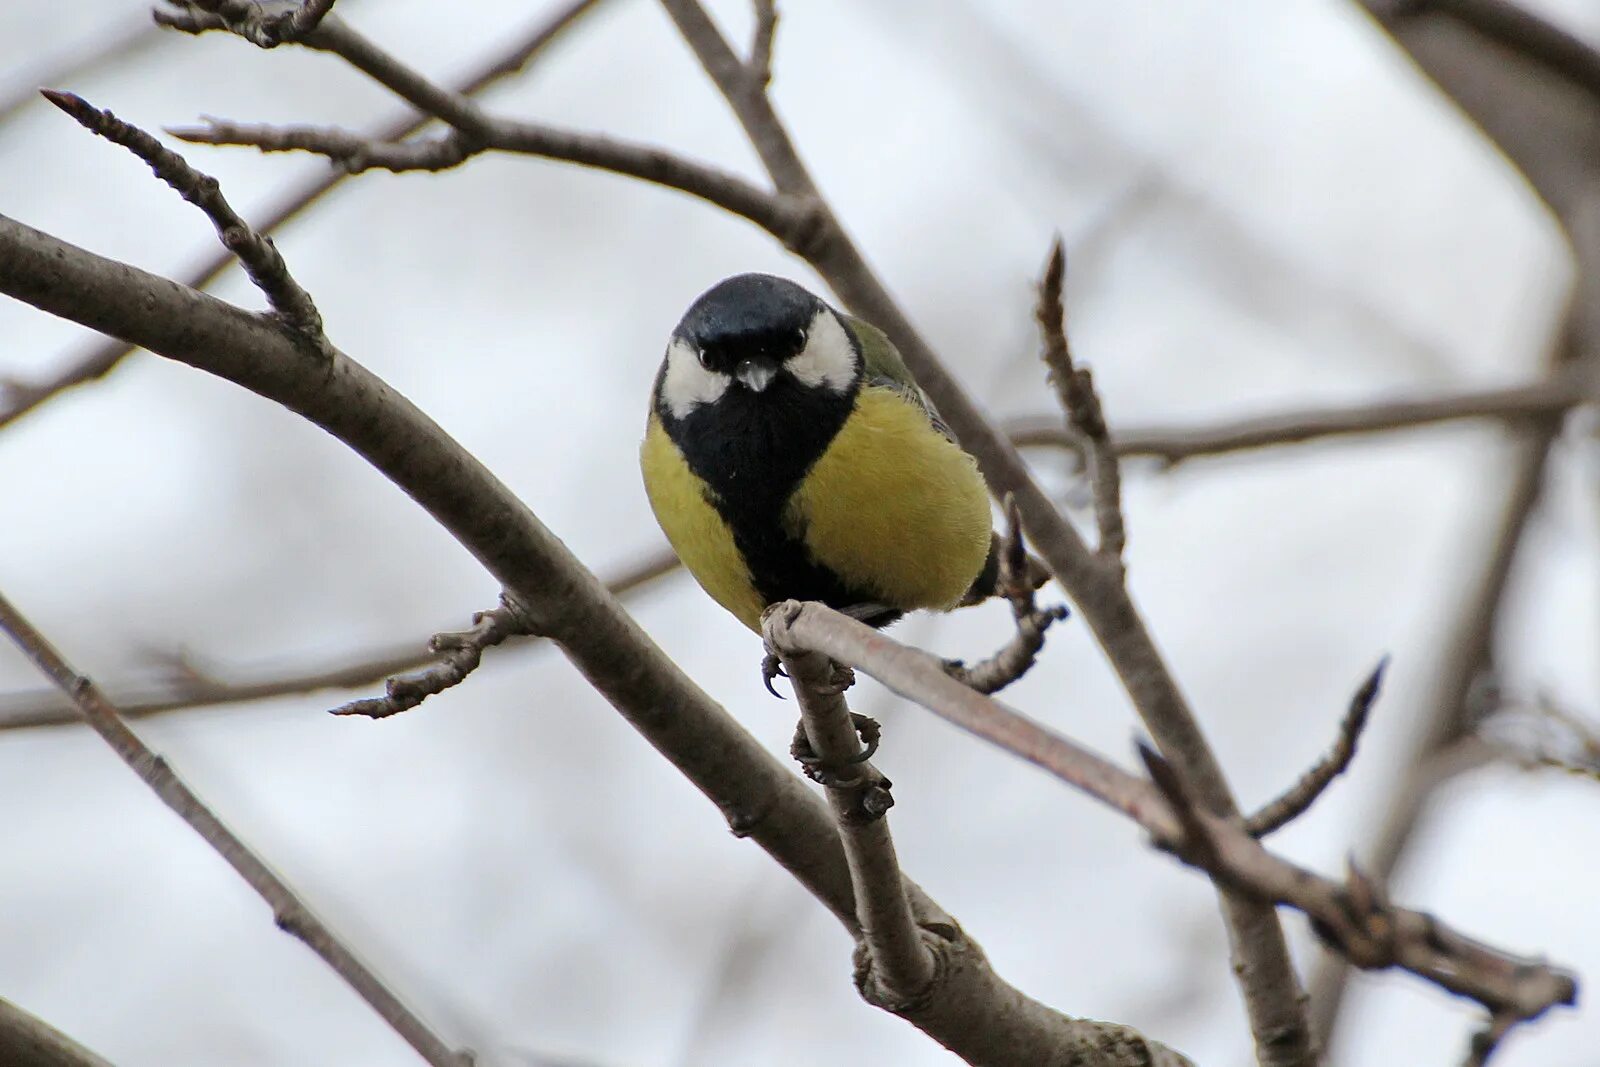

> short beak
[735,358,778,393]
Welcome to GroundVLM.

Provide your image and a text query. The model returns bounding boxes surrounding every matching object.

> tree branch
[0,997,113,1067]
[1392,0,1600,104]
[331,599,529,719]
[157,0,342,48]
[1245,659,1386,838]
[0,206,1191,1066]
[0,588,472,1067]
[42,90,326,344]
[1036,238,1124,563]
[764,600,1577,1038]
[1,0,606,431]
[1006,370,1589,464]
[0,549,679,732]
[770,613,936,1008]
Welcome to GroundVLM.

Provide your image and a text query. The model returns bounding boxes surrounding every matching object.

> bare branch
[768,608,935,1006]
[765,600,1578,1035]
[1006,370,1589,464]
[0,588,471,1067]
[41,90,327,345]
[0,997,113,1067]
[0,0,604,431]
[168,114,809,240]
[331,600,529,719]
[944,496,1069,694]
[1036,238,1125,563]
[1245,659,1386,837]
[1375,0,1600,105]
[748,0,778,88]
[156,0,341,48]
[0,208,1193,1067]
[0,549,679,732]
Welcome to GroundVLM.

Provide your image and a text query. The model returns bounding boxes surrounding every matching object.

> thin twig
[768,605,935,1006]
[41,90,327,345]
[0,548,679,731]
[332,600,528,719]
[0,0,605,431]
[944,496,1069,695]
[0,589,471,1067]
[1036,238,1125,563]
[166,113,803,233]
[748,0,778,88]
[1005,369,1589,464]
[1245,659,1387,837]
[0,997,113,1067]
[765,600,1578,1034]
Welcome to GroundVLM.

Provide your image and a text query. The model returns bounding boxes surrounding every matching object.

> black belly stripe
[659,374,901,625]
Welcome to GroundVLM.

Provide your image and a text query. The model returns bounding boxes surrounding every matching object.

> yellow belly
[640,413,767,630]
[783,385,992,614]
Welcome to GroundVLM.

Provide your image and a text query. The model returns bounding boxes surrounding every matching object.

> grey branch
[157,0,341,47]
[1245,658,1386,838]
[765,600,1577,1037]
[768,608,936,1007]
[1370,0,1600,105]
[0,549,679,732]
[0,205,1190,1065]
[41,90,326,345]
[1005,369,1589,464]
[944,496,1069,695]
[0,0,603,431]
[0,997,113,1067]
[652,0,1313,1058]
[0,589,472,1067]
[748,0,778,88]
[1036,238,1125,563]
[332,600,530,719]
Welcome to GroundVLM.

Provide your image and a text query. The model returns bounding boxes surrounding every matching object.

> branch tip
[1246,657,1389,837]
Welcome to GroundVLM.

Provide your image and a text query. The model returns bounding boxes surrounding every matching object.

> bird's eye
[696,347,710,368]
[795,328,808,348]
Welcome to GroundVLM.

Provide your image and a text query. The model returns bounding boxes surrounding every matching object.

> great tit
[640,273,1020,634]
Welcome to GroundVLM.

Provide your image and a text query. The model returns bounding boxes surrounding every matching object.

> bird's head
[657,273,859,420]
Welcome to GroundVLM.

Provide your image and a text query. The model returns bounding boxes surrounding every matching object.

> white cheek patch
[660,337,730,419]
[787,310,857,394]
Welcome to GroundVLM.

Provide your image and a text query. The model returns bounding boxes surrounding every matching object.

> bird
[640,272,1035,646]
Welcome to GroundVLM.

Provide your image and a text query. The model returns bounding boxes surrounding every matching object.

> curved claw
[761,653,788,699]
[846,712,881,763]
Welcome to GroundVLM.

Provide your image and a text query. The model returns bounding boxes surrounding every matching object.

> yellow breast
[784,385,992,613]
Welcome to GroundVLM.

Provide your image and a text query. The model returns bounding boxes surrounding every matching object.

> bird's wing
[843,314,957,443]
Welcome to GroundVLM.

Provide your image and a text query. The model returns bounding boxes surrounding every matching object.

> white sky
[0,1,1597,1065]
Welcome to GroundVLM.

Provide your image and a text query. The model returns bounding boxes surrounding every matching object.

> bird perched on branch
[640,273,1046,650]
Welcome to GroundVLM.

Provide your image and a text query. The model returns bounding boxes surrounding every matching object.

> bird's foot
[790,712,883,787]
